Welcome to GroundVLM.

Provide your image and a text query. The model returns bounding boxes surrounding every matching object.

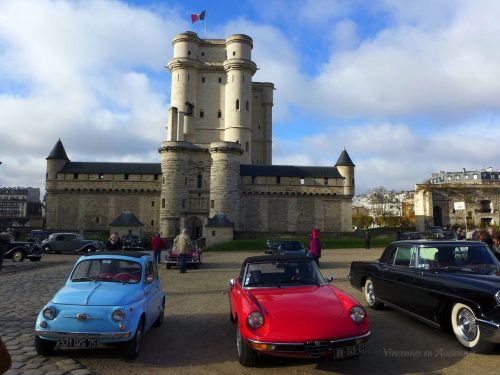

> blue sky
[1,0,499,197]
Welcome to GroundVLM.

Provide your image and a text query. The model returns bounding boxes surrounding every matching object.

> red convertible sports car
[228,255,370,366]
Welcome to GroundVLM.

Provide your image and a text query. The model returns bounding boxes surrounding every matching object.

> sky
[1,0,500,198]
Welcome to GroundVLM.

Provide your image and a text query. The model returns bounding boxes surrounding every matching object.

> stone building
[415,168,500,230]
[45,31,355,244]
[0,187,41,227]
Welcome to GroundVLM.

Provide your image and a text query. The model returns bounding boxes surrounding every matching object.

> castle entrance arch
[185,216,203,239]
[433,206,443,227]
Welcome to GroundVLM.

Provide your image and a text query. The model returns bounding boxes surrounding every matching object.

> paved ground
[2,249,500,375]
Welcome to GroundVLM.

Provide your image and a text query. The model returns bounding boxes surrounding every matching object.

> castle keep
[45,31,355,243]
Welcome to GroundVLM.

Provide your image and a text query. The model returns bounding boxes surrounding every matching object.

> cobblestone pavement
[0,256,94,375]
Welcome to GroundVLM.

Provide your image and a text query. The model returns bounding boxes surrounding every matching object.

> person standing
[107,232,122,250]
[309,228,322,267]
[176,229,193,273]
[151,233,163,264]
[365,230,371,249]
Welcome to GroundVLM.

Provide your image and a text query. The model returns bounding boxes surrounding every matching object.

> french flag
[191,10,206,24]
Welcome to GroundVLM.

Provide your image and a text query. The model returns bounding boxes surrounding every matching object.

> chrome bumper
[476,318,500,343]
[247,331,370,357]
[35,329,131,340]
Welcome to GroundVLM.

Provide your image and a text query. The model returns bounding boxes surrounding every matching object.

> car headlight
[495,291,500,305]
[247,312,264,328]
[43,307,56,320]
[349,306,366,323]
[112,309,125,322]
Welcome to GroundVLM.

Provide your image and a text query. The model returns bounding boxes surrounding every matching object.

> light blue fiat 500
[34,251,165,359]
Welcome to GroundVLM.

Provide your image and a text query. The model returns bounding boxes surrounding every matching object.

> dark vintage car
[4,240,44,262]
[41,233,104,254]
[229,255,370,366]
[265,240,307,256]
[349,240,500,353]
[397,232,422,240]
[122,234,143,250]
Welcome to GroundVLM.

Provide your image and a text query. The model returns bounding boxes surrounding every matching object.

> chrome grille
[305,340,329,357]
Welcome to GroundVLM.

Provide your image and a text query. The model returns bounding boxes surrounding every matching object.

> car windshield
[279,241,305,251]
[71,258,142,283]
[243,260,324,287]
[418,245,498,273]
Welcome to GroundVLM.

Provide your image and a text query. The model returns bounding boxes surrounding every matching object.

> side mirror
[326,275,334,283]
[229,279,236,287]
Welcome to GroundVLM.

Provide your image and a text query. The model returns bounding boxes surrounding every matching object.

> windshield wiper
[71,277,96,282]
[246,281,280,288]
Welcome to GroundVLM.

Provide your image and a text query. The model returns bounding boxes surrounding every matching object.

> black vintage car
[265,240,307,255]
[4,240,43,262]
[349,240,500,353]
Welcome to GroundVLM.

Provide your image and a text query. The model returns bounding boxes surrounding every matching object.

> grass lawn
[204,236,393,252]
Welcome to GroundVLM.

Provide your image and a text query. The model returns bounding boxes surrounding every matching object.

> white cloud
[0,0,181,193]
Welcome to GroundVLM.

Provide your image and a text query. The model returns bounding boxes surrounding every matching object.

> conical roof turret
[46,139,69,161]
[335,149,355,167]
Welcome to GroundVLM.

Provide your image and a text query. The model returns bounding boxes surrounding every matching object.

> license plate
[333,344,366,358]
[58,338,97,348]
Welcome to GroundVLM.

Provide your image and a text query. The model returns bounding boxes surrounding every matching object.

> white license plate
[58,338,97,348]
[334,344,366,358]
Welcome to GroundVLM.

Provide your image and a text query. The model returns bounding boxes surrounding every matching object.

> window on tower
[217,110,222,118]
[246,100,249,110]
[236,99,240,110]
[201,77,205,83]
[200,110,204,118]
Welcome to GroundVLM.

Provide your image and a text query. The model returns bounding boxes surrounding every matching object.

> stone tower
[45,139,69,192]
[335,149,356,197]
[159,31,269,238]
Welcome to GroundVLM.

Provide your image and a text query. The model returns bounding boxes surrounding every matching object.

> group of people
[151,229,193,273]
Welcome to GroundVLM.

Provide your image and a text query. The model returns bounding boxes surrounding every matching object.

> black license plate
[333,344,366,358]
[58,338,97,348]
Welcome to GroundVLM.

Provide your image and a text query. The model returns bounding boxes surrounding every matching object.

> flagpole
[204,11,207,38]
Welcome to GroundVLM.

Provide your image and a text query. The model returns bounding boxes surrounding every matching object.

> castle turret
[45,139,69,192]
[223,34,257,164]
[167,32,201,142]
[335,149,355,196]
[209,141,243,226]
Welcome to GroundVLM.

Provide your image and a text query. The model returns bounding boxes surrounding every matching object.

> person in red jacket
[151,233,164,264]
[309,228,322,267]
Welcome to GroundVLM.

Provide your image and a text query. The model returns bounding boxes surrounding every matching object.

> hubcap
[366,282,375,304]
[13,252,22,262]
[457,308,477,341]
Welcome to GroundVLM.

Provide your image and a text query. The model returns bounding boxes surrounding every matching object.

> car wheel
[42,245,51,254]
[85,246,95,253]
[451,303,495,353]
[12,250,25,262]
[153,299,165,327]
[363,278,382,309]
[166,264,172,269]
[30,257,42,262]
[124,318,144,360]
[35,335,56,356]
[236,325,256,366]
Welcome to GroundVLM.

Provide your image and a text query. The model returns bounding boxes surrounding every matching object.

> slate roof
[59,162,161,175]
[109,210,144,226]
[335,149,355,167]
[206,213,233,228]
[46,139,69,161]
[240,164,342,178]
